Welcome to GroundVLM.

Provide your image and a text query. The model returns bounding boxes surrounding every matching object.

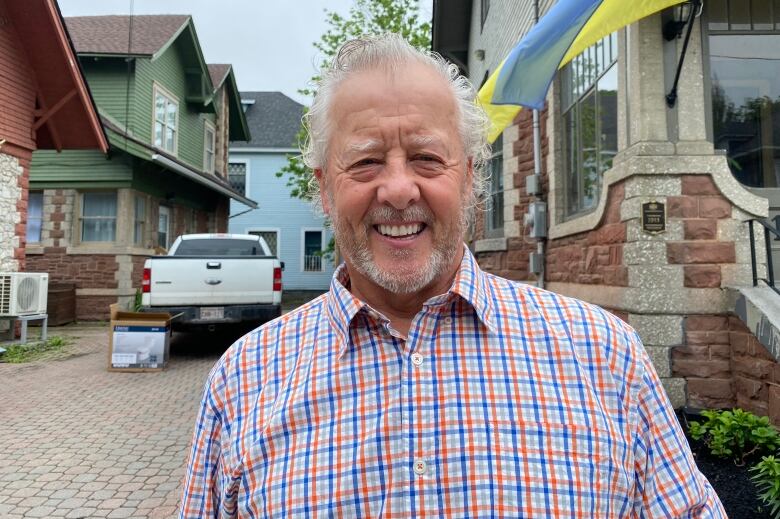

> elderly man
[180,34,724,517]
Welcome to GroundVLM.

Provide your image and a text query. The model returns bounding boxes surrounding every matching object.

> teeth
[378,223,422,237]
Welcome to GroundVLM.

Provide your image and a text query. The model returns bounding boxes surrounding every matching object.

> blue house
[228,92,334,291]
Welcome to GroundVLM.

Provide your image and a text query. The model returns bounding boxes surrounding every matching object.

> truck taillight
[273,266,282,292]
[142,267,151,293]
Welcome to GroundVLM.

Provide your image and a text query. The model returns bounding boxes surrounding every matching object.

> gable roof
[2,0,108,152]
[207,64,231,89]
[65,15,190,57]
[231,92,304,149]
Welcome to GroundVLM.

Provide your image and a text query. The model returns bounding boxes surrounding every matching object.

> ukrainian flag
[479,0,688,142]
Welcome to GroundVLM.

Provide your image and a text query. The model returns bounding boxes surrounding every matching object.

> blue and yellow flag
[479,0,687,142]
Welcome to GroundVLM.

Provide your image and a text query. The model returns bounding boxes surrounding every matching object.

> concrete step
[736,286,780,360]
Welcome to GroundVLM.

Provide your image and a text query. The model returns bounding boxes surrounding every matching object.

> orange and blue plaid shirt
[180,248,725,518]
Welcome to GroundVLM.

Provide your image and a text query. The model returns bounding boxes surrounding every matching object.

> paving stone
[25,506,57,517]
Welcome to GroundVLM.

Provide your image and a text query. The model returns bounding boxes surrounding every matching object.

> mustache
[365,205,434,225]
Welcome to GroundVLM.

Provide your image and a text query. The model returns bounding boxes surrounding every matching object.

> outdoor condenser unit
[0,272,49,317]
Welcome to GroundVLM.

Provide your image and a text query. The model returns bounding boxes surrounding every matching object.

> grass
[0,336,71,364]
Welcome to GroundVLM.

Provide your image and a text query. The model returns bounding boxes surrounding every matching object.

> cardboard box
[108,304,171,372]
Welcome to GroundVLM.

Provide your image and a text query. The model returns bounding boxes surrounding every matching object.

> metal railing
[303,254,322,272]
[748,219,780,297]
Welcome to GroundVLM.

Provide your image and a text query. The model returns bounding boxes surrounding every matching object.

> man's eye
[351,158,380,168]
[414,155,440,163]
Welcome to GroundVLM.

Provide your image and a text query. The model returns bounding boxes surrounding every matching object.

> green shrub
[688,408,780,464]
[751,455,780,518]
[0,336,70,363]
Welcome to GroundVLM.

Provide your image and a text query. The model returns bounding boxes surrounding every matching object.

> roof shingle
[232,92,305,149]
[207,64,231,89]
[65,15,190,56]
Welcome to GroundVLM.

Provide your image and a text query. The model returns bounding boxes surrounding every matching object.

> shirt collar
[325,246,498,356]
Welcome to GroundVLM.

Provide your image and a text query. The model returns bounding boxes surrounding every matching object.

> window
[158,205,171,249]
[26,191,43,243]
[204,121,216,174]
[560,32,619,217]
[153,85,178,154]
[303,230,323,272]
[249,230,279,256]
[485,134,504,236]
[134,196,146,245]
[81,192,117,242]
[228,162,247,195]
[708,0,780,188]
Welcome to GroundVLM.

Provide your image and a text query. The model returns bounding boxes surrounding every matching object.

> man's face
[315,62,472,294]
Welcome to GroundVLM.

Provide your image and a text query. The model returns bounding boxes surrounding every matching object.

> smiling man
[180,34,725,518]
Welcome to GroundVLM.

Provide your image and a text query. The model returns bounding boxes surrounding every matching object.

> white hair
[302,33,492,211]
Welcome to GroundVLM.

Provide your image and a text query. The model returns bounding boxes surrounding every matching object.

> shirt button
[411,353,423,366]
[413,459,427,475]
[443,316,453,325]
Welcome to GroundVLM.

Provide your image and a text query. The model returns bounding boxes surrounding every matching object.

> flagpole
[532,0,545,289]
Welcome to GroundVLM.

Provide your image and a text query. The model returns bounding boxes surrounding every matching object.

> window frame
[559,32,619,219]
[26,190,44,244]
[80,191,118,243]
[485,134,505,238]
[152,83,179,155]
[227,159,250,196]
[203,119,216,174]
[134,195,147,246]
[301,228,325,273]
[158,204,171,250]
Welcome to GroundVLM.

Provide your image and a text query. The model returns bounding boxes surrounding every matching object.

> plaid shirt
[181,248,725,518]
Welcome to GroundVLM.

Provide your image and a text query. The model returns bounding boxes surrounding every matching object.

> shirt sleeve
[631,338,727,518]
[179,365,226,519]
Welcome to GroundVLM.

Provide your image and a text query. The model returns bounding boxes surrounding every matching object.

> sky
[58,0,433,106]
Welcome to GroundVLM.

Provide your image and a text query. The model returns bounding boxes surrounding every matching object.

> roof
[64,15,190,56]
[231,92,304,149]
[2,0,108,152]
[207,64,231,89]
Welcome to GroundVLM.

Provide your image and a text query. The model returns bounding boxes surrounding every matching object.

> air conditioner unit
[0,272,49,317]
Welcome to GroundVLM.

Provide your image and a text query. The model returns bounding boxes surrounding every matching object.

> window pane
[729,0,751,30]
[26,192,43,243]
[166,101,177,127]
[304,231,322,254]
[250,231,278,255]
[154,122,163,147]
[83,193,117,217]
[165,129,175,152]
[155,95,165,122]
[564,106,580,215]
[710,34,780,188]
[598,64,619,173]
[753,0,773,29]
[580,90,598,211]
[709,0,729,30]
[82,218,116,242]
[228,162,247,194]
[174,238,270,256]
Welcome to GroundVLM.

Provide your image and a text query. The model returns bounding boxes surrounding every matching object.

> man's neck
[346,247,464,338]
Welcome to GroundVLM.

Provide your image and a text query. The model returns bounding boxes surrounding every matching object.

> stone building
[433,0,780,419]
[0,0,107,274]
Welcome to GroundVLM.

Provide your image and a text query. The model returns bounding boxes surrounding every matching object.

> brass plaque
[642,201,666,234]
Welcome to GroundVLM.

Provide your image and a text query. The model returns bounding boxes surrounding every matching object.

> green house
[27,14,254,320]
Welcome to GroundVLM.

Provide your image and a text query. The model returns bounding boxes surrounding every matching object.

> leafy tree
[276,0,431,202]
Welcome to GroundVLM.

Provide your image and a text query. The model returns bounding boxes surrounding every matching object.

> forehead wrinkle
[346,138,383,154]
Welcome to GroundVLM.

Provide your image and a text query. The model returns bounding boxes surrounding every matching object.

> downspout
[532,0,546,289]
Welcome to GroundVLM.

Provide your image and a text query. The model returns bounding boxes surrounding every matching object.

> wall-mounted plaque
[642,201,666,234]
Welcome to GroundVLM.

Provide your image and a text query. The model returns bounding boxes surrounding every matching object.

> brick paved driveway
[0,324,236,518]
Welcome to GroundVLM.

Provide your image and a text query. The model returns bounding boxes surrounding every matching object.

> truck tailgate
[148,257,275,306]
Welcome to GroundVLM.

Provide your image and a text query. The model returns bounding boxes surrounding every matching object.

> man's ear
[313,168,330,215]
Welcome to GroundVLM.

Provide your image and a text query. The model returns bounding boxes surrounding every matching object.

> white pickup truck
[140,234,283,330]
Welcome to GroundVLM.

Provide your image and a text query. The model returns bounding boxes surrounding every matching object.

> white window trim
[152,82,179,156]
[26,191,44,244]
[79,191,118,244]
[246,227,281,257]
[203,119,216,174]
[227,158,251,197]
[300,227,325,273]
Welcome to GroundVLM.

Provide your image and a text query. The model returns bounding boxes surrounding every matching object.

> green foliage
[276,0,432,202]
[0,336,70,364]
[689,409,780,464]
[752,455,780,518]
[133,288,143,312]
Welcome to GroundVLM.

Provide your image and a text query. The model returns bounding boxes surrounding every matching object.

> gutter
[151,153,257,208]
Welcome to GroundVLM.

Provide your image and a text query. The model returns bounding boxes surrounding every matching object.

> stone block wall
[0,152,25,272]
[673,314,780,425]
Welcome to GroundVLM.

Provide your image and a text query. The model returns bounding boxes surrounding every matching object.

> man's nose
[376,158,420,210]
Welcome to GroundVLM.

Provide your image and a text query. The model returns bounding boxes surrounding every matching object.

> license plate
[200,307,224,320]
